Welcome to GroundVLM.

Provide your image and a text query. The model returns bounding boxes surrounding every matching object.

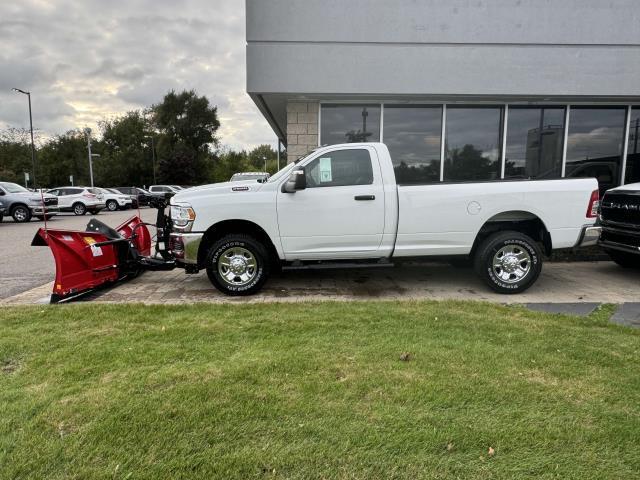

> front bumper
[30,205,59,216]
[169,232,203,265]
[599,222,640,255]
[576,225,601,247]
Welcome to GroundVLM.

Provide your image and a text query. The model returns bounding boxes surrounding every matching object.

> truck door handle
[354,195,375,201]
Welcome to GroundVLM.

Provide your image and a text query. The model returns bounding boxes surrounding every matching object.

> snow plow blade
[32,215,174,303]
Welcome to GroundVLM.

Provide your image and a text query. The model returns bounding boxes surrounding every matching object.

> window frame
[317,101,640,186]
[302,147,375,188]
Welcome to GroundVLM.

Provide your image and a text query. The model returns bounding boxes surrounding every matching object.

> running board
[282,260,394,271]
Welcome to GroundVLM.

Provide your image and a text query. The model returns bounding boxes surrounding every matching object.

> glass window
[304,149,373,188]
[384,105,442,184]
[444,107,502,182]
[320,105,381,145]
[505,107,565,179]
[565,107,626,193]
[625,108,640,185]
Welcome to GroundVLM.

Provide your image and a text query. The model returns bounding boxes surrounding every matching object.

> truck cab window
[304,149,373,188]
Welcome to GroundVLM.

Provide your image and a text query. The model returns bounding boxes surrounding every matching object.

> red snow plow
[32,197,175,303]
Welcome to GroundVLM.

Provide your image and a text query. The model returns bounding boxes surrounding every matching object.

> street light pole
[145,135,157,184]
[85,128,100,188]
[85,128,94,188]
[12,88,37,188]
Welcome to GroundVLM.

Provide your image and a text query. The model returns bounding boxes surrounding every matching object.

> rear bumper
[169,232,204,265]
[576,225,601,247]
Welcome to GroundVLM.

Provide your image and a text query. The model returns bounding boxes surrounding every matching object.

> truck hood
[607,182,640,194]
[170,180,264,203]
[14,191,57,202]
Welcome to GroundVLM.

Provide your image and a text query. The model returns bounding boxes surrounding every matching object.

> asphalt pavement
[0,208,157,300]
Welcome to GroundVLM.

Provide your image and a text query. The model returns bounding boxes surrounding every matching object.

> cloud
[0,0,276,150]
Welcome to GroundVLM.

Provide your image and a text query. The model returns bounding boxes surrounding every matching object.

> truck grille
[600,192,640,225]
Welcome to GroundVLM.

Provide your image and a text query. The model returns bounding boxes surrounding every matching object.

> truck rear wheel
[474,231,542,294]
[605,249,640,269]
[205,234,270,296]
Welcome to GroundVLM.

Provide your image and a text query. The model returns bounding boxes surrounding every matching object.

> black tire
[106,200,118,211]
[73,202,87,216]
[205,234,270,296]
[605,249,640,269]
[11,204,31,223]
[473,231,543,294]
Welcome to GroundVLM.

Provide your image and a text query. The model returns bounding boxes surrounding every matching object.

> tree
[38,130,89,187]
[0,128,32,185]
[152,90,220,185]
[246,144,278,173]
[97,111,153,187]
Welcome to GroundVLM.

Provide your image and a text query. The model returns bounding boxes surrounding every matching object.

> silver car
[0,181,59,222]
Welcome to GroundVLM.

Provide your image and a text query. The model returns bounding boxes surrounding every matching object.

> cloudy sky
[0,0,275,150]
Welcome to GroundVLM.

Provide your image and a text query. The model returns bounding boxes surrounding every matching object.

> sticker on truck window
[319,157,332,183]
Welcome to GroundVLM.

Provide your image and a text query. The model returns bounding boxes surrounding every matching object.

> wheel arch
[197,219,280,268]
[10,202,29,213]
[472,210,552,257]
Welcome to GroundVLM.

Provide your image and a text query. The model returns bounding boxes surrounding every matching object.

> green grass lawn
[1,301,639,479]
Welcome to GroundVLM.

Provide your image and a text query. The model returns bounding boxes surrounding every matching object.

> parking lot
[2,208,640,322]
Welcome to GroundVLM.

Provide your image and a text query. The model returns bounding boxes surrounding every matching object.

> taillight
[83,193,96,198]
[586,189,599,218]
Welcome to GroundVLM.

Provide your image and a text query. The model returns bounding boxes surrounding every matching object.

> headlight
[171,204,196,230]
[28,197,43,205]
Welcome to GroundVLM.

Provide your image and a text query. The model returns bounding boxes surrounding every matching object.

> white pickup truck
[168,143,601,295]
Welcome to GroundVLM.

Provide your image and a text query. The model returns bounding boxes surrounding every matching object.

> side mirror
[282,170,306,193]
[0,190,5,196]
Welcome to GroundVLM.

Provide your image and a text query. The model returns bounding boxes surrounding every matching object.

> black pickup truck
[599,184,640,268]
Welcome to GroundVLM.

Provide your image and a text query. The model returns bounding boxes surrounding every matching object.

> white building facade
[246,0,640,191]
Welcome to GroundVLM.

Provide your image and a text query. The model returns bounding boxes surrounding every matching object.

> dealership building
[246,0,640,190]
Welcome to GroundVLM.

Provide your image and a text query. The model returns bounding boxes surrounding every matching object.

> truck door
[276,146,385,259]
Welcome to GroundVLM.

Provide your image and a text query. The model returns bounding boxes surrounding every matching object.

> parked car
[149,185,182,195]
[97,187,133,211]
[598,182,640,268]
[114,187,157,206]
[46,187,105,215]
[104,188,137,208]
[230,172,270,183]
[0,181,59,222]
[168,142,601,296]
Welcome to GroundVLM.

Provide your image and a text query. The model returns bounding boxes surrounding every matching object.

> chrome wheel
[13,206,29,222]
[217,247,257,287]
[73,203,86,215]
[492,244,531,284]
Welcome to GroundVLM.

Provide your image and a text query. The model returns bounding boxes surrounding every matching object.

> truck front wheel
[474,231,542,294]
[205,234,270,296]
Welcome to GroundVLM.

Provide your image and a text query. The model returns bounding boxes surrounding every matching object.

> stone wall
[286,101,319,164]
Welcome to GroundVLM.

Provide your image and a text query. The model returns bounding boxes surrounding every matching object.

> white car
[98,188,133,211]
[149,185,182,195]
[47,187,106,216]
[168,142,600,296]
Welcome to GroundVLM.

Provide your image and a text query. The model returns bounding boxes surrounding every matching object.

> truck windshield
[268,154,310,183]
